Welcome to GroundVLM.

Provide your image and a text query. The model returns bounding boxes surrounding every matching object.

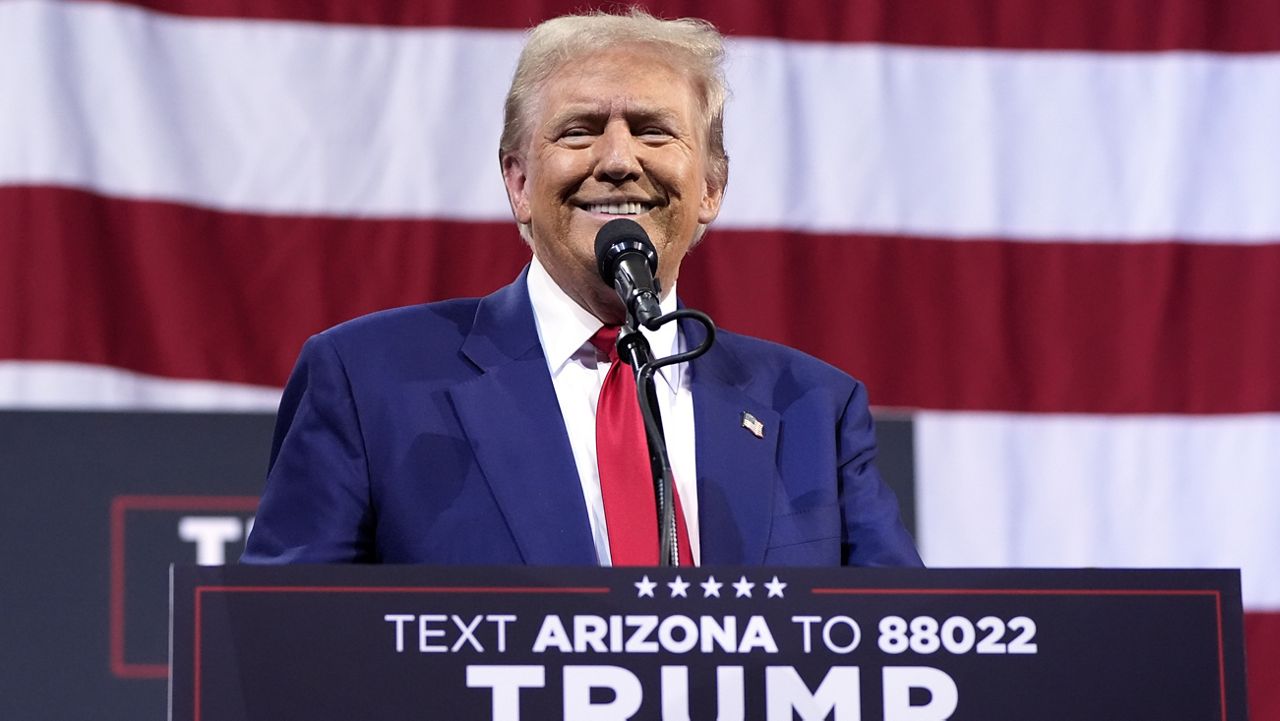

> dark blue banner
[171,565,1245,721]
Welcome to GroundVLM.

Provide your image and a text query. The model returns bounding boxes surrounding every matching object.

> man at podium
[242,10,921,569]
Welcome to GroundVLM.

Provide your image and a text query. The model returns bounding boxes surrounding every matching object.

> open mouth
[578,201,655,216]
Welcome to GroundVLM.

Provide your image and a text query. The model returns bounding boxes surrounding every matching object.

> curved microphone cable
[594,217,719,565]
[633,308,717,566]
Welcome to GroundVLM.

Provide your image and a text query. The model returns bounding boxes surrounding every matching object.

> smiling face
[501,46,725,323]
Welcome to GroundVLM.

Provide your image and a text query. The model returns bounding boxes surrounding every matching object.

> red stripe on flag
[0,185,530,388]
[89,0,1280,53]
[682,229,1280,414]
[1247,612,1280,721]
[4,185,1279,413]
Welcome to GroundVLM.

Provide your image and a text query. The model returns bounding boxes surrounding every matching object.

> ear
[697,173,725,225]
[501,154,533,224]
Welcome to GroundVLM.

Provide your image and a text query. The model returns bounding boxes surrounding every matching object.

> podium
[171,565,1247,720]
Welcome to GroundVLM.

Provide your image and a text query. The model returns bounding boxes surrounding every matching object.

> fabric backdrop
[2,0,1277,715]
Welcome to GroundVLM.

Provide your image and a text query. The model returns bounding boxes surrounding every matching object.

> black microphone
[595,218,663,328]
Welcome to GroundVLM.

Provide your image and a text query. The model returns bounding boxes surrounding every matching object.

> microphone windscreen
[595,218,657,285]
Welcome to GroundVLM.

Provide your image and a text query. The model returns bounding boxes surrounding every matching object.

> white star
[700,576,723,598]
[635,575,657,598]
[764,576,787,598]
[668,575,691,598]
[732,575,755,598]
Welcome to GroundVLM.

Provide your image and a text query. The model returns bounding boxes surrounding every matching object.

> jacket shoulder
[713,329,860,396]
[306,298,483,378]
[322,297,480,343]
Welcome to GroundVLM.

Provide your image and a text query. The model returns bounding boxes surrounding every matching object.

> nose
[594,121,642,182]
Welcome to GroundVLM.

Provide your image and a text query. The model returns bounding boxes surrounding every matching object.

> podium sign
[171,566,1246,720]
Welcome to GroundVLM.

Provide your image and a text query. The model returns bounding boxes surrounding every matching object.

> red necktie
[590,326,692,566]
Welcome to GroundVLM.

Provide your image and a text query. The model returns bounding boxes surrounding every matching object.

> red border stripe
[191,584,1235,721]
[108,495,260,679]
[813,586,1233,721]
[7,186,1279,414]
[85,0,1280,52]
[811,586,1229,721]
[811,588,1220,596]
[198,585,611,593]
[192,584,610,719]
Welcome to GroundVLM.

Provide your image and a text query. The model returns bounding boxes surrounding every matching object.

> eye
[557,126,596,146]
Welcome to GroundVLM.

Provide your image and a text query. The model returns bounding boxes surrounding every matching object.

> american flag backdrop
[2,0,1278,715]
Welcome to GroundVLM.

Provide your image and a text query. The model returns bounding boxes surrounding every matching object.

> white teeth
[585,201,647,215]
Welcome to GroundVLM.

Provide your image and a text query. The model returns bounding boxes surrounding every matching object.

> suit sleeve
[241,333,376,563]
[837,380,925,567]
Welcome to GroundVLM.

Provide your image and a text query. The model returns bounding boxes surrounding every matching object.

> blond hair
[499,8,730,192]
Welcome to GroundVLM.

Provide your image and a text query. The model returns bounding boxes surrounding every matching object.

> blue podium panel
[171,566,1246,721]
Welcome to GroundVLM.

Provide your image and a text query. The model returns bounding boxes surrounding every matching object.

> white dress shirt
[526,256,700,565]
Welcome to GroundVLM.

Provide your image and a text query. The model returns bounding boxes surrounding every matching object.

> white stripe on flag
[4,0,1280,241]
[0,0,520,219]
[915,411,1280,609]
[0,361,281,411]
[721,41,1280,240]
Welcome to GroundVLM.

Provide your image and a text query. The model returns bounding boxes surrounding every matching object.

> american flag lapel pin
[741,411,765,439]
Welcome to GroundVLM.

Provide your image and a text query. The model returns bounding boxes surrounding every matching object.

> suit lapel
[449,271,597,565]
[685,319,780,565]
[448,278,781,567]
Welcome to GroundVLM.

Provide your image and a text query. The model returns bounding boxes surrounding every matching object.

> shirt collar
[527,256,684,392]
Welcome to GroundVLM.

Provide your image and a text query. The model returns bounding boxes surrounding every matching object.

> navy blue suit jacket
[242,270,921,567]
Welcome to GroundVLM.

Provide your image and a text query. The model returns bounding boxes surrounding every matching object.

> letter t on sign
[178,517,244,565]
[467,666,547,721]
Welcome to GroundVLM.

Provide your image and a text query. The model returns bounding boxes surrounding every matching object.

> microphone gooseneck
[591,217,720,566]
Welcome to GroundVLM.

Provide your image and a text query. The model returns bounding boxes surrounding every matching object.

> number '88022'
[877,616,1038,655]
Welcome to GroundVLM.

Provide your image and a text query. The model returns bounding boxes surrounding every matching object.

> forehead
[532,47,701,123]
